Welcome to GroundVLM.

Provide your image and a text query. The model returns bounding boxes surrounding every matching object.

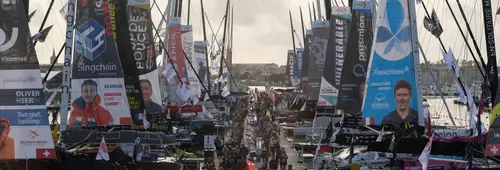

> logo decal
[371,93,390,109]
[75,19,106,61]
[0,27,18,52]
[375,0,411,61]
[28,130,39,139]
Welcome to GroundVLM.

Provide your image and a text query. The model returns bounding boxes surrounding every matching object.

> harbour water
[426,96,491,129]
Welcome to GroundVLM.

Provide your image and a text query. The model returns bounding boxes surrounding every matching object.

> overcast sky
[28,0,500,66]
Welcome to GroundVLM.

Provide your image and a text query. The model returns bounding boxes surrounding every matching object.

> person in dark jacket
[239,144,249,159]
[269,158,279,170]
[215,137,223,157]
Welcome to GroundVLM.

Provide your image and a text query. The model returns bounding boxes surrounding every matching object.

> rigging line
[453,0,488,71]
[419,43,457,127]
[421,2,471,105]
[151,0,202,112]
[293,30,303,47]
[333,0,339,7]
[203,11,226,55]
[34,0,55,47]
[340,0,345,7]
[443,0,487,78]
[42,2,92,84]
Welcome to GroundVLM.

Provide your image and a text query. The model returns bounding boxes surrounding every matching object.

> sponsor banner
[127,0,161,110]
[337,5,374,113]
[353,0,373,15]
[286,50,294,86]
[361,0,421,125]
[0,0,55,159]
[71,0,131,126]
[305,21,330,101]
[193,41,208,92]
[182,26,200,97]
[318,8,351,108]
[300,30,312,94]
[127,0,150,6]
[0,109,49,126]
[112,0,147,129]
[70,78,132,126]
[402,159,479,170]
[164,18,184,104]
[293,48,303,88]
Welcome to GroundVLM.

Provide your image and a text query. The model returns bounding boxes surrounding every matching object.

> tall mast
[161,0,174,101]
[34,0,55,47]
[324,0,332,21]
[308,3,314,26]
[316,0,322,21]
[300,6,306,41]
[59,0,76,147]
[289,10,297,87]
[229,5,234,91]
[177,0,183,17]
[187,0,191,25]
[218,0,230,95]
[200,0,212,94]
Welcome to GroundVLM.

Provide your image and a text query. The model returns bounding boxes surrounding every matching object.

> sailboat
[0,0,58,169]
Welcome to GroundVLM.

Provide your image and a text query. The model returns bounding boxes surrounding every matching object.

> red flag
[36,148,56,159]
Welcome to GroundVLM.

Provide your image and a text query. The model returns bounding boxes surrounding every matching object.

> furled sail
[361,0,423,126]
[300,30,312,94]
[70,0,132,127]
[305,21,330,102]
[0,0,56,159]
[317,7,351,109]
[336,0,374,114]
[286,49,295,87]
[127,0,162,117]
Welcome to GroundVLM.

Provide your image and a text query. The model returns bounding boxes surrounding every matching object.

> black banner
[317,9,351,108]
[336,8,374,113]
[0,0,40,70]
[112,0,146,128]
[305,21,330,101]
[286,50,294,86]
[300,30,312,94]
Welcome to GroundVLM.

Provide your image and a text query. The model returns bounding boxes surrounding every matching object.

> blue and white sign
[75,18,106,61]
[361,0,421,125]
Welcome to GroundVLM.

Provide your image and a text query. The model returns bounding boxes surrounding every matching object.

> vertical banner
[193,41,208,94]
[164,18,183,104]
[305,21,330,101]
[361,0,422,125]
[317,7,351,108]
[0,0,56,159]
[337,1,374,113]
[286,50,295,86]
[300,30,312,94]
[293,48,303,88]
[70,0,132,127]
[181,25,200,97]
[127,0,162,117]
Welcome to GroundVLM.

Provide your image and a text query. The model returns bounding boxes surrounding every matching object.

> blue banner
[361,0,421,125]
[293,48,303,88]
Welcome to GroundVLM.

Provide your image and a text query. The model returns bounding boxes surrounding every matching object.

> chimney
[50,48,57,64]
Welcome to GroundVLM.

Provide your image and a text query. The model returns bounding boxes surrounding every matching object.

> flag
[465,87,477,129]
[32,25,54,42]
[455,83,467,103]
[36,148,56,159]
[440,47,460,77]
[388,134,395,151]
[418,136,434,170]
[204,93,210,101]
[45,86,61,106]
[142,110,150,129]
[96,137,110,161]
[362,117,374,125]
[60,1,69,21]
[423,9,443,38]
[162,64,176,81]
[314,134,323,159]
[28,10,36,23]
[376,127,384,142]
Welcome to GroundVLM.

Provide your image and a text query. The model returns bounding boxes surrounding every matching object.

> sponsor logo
[373,66,409,76]
[94,0,103,13]
[75,19,107,61]
[0,27,18,52]
[333,6,348,14]
[20,130,48,146]
[28,130,39,139]
[3,75,37,83]
[371,93,390,109]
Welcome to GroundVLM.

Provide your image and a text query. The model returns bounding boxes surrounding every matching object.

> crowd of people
[202,92,293,170]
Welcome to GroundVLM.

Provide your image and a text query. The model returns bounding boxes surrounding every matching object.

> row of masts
[29,0,238,147]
